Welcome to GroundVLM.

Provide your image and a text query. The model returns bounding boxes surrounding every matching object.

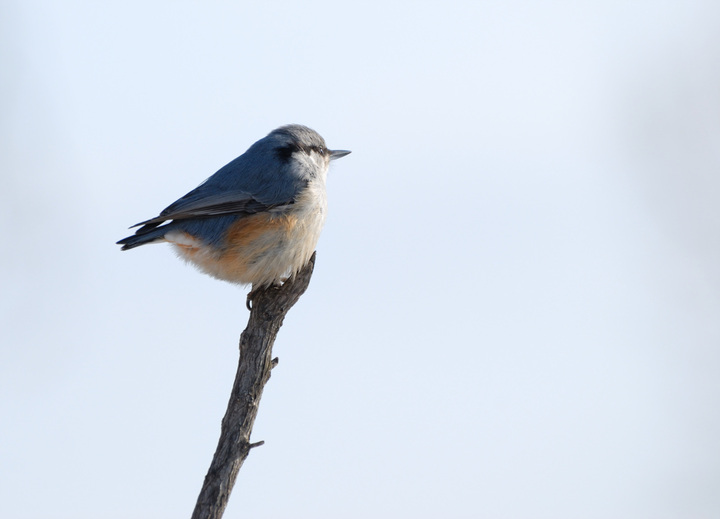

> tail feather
[116,226,168,250]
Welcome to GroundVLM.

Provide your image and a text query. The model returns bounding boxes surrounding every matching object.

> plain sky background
[2,1,720,518]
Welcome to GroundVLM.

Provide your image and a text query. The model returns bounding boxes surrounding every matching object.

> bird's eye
[316,146,326,155]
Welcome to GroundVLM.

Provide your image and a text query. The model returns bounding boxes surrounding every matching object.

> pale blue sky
[2,1,720,518]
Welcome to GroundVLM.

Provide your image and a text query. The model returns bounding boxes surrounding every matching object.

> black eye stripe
[275,143,327,162]
[275,145,296,162]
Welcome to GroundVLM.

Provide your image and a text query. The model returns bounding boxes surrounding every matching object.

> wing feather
[130,190,292,235]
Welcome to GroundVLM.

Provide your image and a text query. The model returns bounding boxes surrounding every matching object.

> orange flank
[167,208,320,286]
[224,213,298,252]
[215,213,300,283]
[168,213,301,285]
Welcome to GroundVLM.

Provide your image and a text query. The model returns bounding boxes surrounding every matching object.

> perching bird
[117,125,350,298]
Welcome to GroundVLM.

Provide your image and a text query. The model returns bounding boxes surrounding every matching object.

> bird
[117,124,350,302]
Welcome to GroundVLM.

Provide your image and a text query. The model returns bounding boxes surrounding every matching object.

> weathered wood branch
[190,252,316,519]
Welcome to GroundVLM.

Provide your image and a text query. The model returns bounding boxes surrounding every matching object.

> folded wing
[130,190,292,235]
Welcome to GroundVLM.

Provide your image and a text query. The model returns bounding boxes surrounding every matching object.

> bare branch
[190,252,317,519]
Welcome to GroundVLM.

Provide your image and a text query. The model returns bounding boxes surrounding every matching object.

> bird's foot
[246,288,257,311]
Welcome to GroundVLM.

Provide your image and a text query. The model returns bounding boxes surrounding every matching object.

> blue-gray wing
[129,190,292,235]
[129,138,305,235]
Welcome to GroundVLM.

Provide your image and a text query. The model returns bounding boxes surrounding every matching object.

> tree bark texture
[190,252,316,519]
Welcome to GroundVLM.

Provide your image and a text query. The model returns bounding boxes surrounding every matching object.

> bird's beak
[329,149,351,161]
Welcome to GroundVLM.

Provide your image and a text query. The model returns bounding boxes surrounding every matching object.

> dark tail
[116,226,168,250]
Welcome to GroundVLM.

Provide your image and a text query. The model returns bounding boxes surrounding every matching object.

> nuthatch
[118,125,350,300]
